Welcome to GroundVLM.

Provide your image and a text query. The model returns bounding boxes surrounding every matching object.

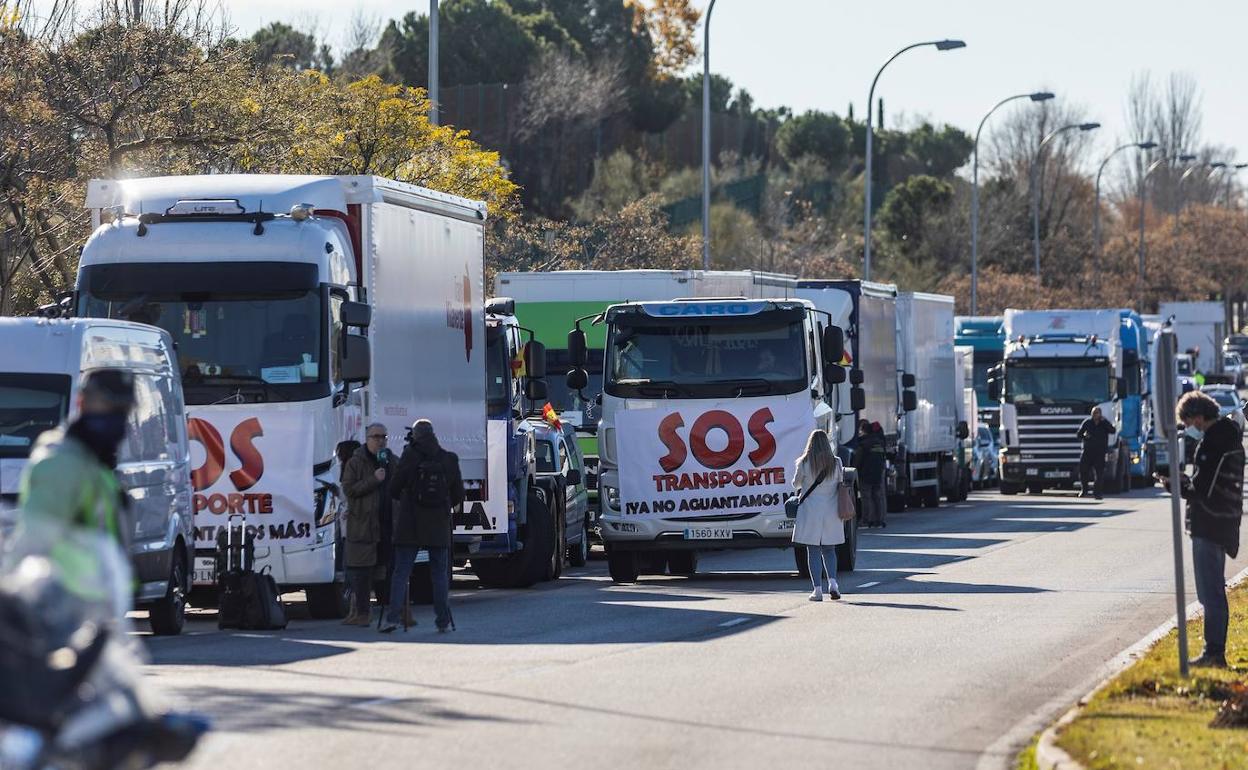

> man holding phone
[1160,391,1244,667]
[340,423,393,626]
[1076,407,1117,499]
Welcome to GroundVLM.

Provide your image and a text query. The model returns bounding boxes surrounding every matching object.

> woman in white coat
[791,429,845,601]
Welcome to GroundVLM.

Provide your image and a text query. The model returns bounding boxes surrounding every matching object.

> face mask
[75,413,128,449]
[1184,425,1204,441]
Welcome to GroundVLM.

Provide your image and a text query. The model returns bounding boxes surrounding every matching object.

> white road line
[718,617,750,628]
[858,581,880,589]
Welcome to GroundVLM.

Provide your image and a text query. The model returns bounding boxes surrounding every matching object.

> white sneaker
[826,580,841,600]
[808,588,823,602]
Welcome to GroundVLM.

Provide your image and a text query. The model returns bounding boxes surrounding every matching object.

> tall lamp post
[428,0,439,125]
[1138,153,1196,286]
[970,91,1053,314]
[1094,141,1156,257]
[1223,163,1248,206]
[863,38,965,281]
[700,0,719,270]
[1031,122,1099,280]
[1175,161,1225,230]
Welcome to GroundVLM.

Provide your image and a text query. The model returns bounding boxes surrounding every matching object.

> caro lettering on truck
[616,399,815,518]
[187,408,315,547]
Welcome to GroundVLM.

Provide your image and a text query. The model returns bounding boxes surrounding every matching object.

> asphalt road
[137,486,1245,770]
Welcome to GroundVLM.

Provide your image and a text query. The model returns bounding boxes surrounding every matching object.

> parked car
[0,318,194,635]
[531,419,593,568]
[1223,351,1245,387]
[1224,333,1248,359]
[1202,385,1247,431]
[971,424,999,489]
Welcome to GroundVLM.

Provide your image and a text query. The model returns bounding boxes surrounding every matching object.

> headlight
[604,485,621,510]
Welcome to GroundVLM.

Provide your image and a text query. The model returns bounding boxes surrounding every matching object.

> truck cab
[1118,310,1153,486]
[954,316,1005,438]
[567,298,855,583]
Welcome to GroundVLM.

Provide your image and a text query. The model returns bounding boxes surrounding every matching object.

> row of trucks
[498,272,978,581]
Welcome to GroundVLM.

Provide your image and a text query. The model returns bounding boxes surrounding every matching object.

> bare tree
[1122,71,1205,212]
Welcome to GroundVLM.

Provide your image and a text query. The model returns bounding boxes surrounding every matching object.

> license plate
[1044,470,1071,479]
[192,556,216,586]
[683,527,733,540]
[778,519,795,531]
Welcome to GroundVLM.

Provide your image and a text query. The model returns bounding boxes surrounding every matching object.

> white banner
[455,419,509,536]
[187,407,314,547]
[616,398,815,519]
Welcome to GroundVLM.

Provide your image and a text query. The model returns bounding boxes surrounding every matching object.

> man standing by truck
[854,421,888,527]
[1076,407,1117,499]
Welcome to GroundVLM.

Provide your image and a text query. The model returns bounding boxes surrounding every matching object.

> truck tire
[667,551,698,576]
[836,517,857,572]
[306,577,351,619]
[473,489,554,589]
[1000,481,1021,495]
[607,549,640,583]
[794,546,810,579]
[568,515,590,567]
[148,551,187,636]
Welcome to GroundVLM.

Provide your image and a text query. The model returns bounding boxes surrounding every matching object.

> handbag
[837,482,856,521]
[785,468,827,519]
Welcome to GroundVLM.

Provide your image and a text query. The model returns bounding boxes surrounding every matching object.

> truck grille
[1017,413,1085,464]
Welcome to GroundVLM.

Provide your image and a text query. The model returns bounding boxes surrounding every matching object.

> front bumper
[1002,461,1078,484]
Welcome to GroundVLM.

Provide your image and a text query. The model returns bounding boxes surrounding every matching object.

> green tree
[248,22,328,71]
[905,122,973,177]
[876,174,953,258]
[776,111,852,171]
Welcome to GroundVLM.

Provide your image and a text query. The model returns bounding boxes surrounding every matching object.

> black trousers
[1079,455,1106,495]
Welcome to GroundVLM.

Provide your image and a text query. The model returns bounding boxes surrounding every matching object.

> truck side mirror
[568,329,588,368]
[849,369,864,385]
[1115,376,1127,400]
[988,378,1001,402]
[565,468,582,486]
[850,387,866,412]
[340,301,371,329]
[902,390,918,413]
[821,326,845,365]
[825,366,846,387]
[901,373,916,389]
[566,368,588,391]
[957,420,969,440]
[340,334,371,383]
[524,379,548,402]
[525,340,547,379]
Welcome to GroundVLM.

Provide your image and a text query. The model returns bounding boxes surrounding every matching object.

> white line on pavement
[718,617,750,628]
[858,581,880,589]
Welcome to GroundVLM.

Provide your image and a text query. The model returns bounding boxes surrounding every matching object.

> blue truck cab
[954,316,1005,437]
[1118,309,1153,484]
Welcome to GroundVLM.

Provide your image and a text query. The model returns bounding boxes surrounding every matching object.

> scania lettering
[78,174,491,618]
[990,309,1126,495]
[566,298,859,583]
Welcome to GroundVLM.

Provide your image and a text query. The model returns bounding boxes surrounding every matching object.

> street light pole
[1031,122,1099,281]
[863,38,965,282]
[971,91,1053,314]
[700,0,718,270]
[428,0,439,125]
[1174,160,1222,232]
[1094,141,1156,257]
[1138,153,1195,287]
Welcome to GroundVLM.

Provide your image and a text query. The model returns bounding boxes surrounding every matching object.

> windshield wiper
[617,379,683,397]
[721,378,775,396]
[188,374,292,402]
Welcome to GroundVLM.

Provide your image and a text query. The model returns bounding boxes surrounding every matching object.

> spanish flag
[542,402,562,431]
[840,349,853,366]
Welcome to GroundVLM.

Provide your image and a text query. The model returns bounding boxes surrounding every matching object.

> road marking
[858,581,880,589]
[349,695,407,711]
[718,617,749,628]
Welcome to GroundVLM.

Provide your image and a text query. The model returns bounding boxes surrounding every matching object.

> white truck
[989,309,1126,495]
[565,298,860,582]
[896,292,964,506]
[77,174,498,616]
[1158,301,1227,379]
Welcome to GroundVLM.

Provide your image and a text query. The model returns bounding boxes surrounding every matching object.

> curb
[1034,565,1248,770]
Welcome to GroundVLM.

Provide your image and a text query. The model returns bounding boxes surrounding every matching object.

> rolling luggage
[216,517,286,630]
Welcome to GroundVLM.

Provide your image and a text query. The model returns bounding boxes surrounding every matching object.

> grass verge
[1051,582,1248,769]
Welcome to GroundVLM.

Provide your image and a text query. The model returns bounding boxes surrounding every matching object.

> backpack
[413,453,449,508]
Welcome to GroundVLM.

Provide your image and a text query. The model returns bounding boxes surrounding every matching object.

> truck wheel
[474,489,555,589]
[1000,481,1021,495]
[667,551,698,576]
[1027,483,1044,495]
[836,518,857,572]
[794,546,810,578]
[568,515,590,567]
[607,549,640,583]
[148,551,187,636]
[306,577,351,619]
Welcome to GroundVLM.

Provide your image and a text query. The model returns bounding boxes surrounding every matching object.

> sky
[33,1,1248,174]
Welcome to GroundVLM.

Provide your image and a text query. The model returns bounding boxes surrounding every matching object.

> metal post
[1138,171,1147,287]
[1031,159,1041,280]
[701,0,718,270]
[1154,328,1190,678]
[428,0,439,125]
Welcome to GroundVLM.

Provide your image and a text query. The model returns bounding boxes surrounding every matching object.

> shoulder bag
[785,468,827,519]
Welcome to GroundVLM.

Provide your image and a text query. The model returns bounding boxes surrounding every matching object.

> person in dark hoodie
[853,421,888,528]
[1167,391,1244,667]
[382,419,464,633]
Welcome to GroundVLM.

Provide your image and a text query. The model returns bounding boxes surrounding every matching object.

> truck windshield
[605,309,808,398]
[0,373,71,459]
[1005,359,1111,405]
[81,290,323,396]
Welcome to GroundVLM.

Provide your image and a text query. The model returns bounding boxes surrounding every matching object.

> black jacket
[1182,415,1243,557]
[852,431,887,485]
[1075,418,1116,459]
[389,439,465,548]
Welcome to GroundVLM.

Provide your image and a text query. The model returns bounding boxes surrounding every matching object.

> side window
[564,437,584,471]
[329,294,344,383]
[558,439,570,473]
[117,374,170,463]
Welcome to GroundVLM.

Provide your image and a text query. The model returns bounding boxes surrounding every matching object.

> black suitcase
[217,516,274,630]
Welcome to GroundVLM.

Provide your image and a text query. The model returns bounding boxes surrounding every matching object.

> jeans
[806,544,839,591]
[1079,456,1105,495]
[347,567,372,616]
[1192,536,1229,657]
[861,482,886,525]
[386,545,453,629]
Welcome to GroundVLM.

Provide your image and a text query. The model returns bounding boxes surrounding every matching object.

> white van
[0,318,194,634]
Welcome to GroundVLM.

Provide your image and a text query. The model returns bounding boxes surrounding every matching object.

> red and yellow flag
[542,402,562,431]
